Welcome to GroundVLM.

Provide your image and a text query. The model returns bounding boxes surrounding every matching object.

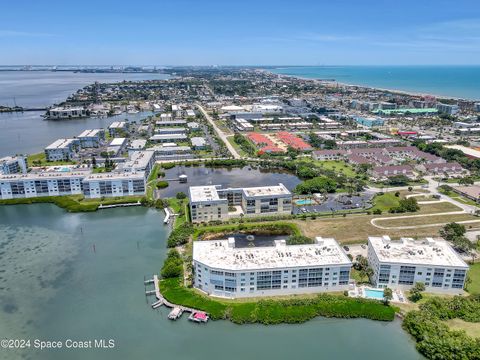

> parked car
[343,246,350,251]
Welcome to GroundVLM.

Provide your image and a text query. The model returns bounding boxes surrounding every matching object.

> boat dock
[144,275,209,323]
[98,202,142,209]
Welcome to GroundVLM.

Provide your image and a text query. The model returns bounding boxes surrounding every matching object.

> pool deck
[349,285,406,303]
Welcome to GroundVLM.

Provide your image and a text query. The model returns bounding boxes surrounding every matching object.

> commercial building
[436,103,459,115]
[355,117,384,128]
[189,183,293,223]
[0,172,85,199]
[77,129,105,148]
[368,236,468,293]
[46,106,87,119]
[0,156,28,174]
[82,172,146,198]
[193,236,352,298]
[191,137,207,150]
[44,138,80,161]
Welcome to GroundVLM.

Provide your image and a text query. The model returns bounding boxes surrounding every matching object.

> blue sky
[1,0,480,65]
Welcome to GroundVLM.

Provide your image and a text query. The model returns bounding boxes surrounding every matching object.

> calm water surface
[0,205,422,360]
[0,111,154,157]
[0,71,169,108]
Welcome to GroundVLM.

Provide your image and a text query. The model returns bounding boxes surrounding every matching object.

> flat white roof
[123,150,154,170]
[0,171,88,181]
[78,129,103,138]
[109,137,127,146]
[193,237,351,271]
[243,183,291,197]
[83,171,145,181]
[109,121,126,129]
[45,138,77,150]
[189,185,223,203]
[369,236,468,268]
[129,139,147,149]
[149,134,187,141]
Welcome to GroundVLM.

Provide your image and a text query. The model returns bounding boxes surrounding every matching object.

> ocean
[270,66,480,100]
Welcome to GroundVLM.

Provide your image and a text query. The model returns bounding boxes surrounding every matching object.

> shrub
[156,181,169,189]
[167,224,194,247]
[161,249,183,278]
[286,234,314,245]
[161,163,175,169]
[176,192,187,200]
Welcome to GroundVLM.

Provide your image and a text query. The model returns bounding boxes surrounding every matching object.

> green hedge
[167,224,194,247]
[402,296,480,359]
[159,278,395,324]
[193,222,301,240]
[0,195,143,212]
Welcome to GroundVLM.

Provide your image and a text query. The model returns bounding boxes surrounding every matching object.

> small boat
[168,307,183,320]
[188,311,209,323]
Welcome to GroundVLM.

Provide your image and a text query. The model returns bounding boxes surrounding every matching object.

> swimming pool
[364,288,385,300]
[295,199,314,205]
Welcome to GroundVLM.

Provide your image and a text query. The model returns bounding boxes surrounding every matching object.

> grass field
[226,136,248,157]
[27,152,76,166]
[445,318,480,338]
[466,262,480,295]
[374,213,479,228]
[314,160,357,178]
[370,191,449,213]
[292,202,475,243]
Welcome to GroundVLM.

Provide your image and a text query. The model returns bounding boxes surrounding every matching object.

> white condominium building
[0,172,85,199]
[121,150,155,178]
[44,138,80,161]
[77,129,105,148]
[193,236,352,298]
[368,236,469,293]
[46,106,87,119]
[108,121,128,137]
[0,156,28,174]
[189,183,293,223]
[82,172,146,198]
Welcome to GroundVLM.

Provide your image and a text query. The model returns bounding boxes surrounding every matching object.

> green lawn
[370,192,401,212]
[466,262,480,295]
[27,152,76,166]
[159,277,395,324]
[226,136,248,157]
[310,160,356,178]
[0,195,143,212]
[146,164,161,201]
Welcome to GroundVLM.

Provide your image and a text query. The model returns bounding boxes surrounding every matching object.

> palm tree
[383,287,393,305]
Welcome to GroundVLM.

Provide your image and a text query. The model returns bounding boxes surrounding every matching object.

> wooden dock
[145,275,209,323]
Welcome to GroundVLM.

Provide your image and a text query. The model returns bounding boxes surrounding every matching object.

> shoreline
[265,68,479,102]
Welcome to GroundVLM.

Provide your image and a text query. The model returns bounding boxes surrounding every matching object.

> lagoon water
[0,70,167,157]
[0,111,154,157]
[0,205,422,360]
[271,65,480,100]
[0,71,169,108]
